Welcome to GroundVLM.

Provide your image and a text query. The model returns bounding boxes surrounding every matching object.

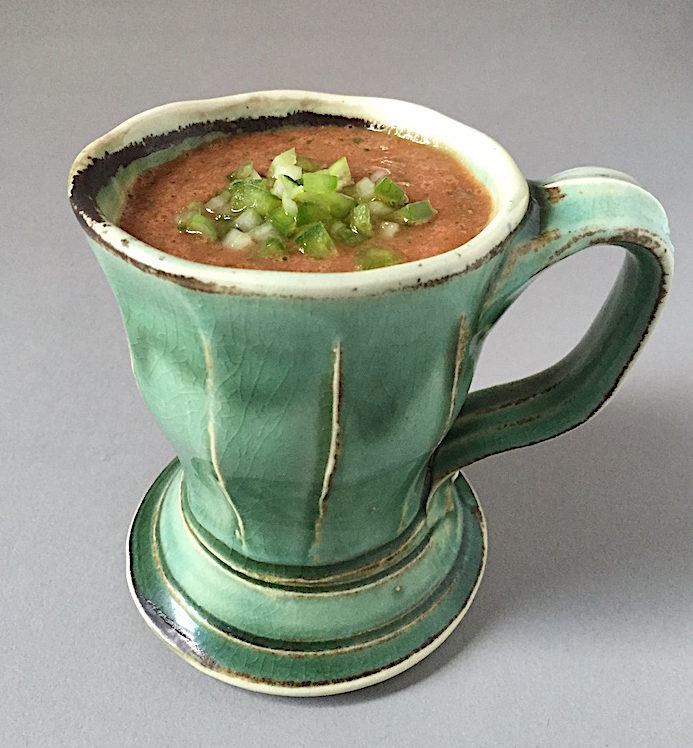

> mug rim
[69,90,529,298]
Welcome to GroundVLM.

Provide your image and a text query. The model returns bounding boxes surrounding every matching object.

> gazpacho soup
[118,123,493,272]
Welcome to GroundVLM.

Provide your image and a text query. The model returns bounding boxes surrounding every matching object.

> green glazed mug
[69,91,673,695]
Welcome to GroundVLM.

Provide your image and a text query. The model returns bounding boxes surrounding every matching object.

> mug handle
[432,168,674,483]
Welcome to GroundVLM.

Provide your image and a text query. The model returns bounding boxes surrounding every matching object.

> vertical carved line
[201,333,246,548]
[443,315,470,435]
[399,315,469,533]
[311,342,343,557]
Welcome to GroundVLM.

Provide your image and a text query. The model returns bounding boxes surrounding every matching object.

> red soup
[118,125,493,272]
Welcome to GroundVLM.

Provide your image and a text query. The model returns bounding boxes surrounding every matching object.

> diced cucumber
[296,202,331,226]
[330,220,364,246]
[303,170,339,194]
[368,200,393,219]
[373,177,408,208]
[176,147,436,262]
[391,200,437,224]
[355,177,375,201]
[185,213,218,240]
[249,221,279,242]
[230,181,281,216]
[205,193,231,215]
[356,246,405,270]
[272,174,302,199]
[296,155,324,172]
[295,222,336,259]
[255,236,287,258]
[268,206,296,236]
[350,202,372,238]
[175,201,204,231]
[268,148,302,180]
[380,221,400,238]
[222,227,254,250]
[228,161,261,182]
[295,190,354,219]
[233,208,263,232]
[327,156,352,188]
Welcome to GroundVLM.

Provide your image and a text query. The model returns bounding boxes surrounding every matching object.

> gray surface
[2,1,692,745]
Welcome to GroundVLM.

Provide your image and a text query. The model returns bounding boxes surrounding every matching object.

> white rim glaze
[69,90,529,298]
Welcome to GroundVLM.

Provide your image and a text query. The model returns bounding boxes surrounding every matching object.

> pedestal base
[127,460,486,696]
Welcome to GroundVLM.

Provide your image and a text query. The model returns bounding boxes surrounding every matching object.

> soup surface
[118,125,493,272]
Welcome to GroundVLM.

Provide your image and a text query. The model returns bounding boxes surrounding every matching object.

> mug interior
[69,91,529,297]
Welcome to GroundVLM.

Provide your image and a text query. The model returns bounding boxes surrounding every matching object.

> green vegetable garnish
[185,214,218,240]
[296,190,354,220]
[228,161,261,182]
[296,202,331,226]
[295,222,336,259]
[176,145,437,263]
[302,170,339,194]
[373,177,408,208]
[256,236,287,258]
[356,246,405,270]
[233,208,263,232]
[268,148,302,180]
[350,202,372,238]
[268,205,296,237]
[327,156,352,188]
[330,221,364,246]
[296,155,324,172]
[230,181,281,215]
[368,200,393,219]
[391,200,437,225]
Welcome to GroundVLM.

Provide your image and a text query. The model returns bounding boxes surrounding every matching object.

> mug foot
[127,460,486,696]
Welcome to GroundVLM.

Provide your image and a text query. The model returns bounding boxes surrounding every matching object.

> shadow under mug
[69,91,673,695]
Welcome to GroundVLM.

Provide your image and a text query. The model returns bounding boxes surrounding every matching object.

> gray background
[2,1,692,745]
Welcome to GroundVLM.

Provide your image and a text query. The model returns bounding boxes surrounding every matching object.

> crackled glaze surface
[70,92,673,694]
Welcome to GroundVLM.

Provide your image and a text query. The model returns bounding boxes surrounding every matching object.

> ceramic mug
[69,91,673,695]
